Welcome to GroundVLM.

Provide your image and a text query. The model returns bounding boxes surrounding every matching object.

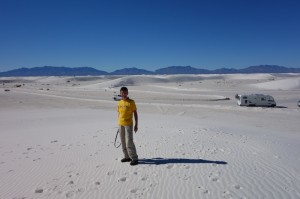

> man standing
[117,87,138,166]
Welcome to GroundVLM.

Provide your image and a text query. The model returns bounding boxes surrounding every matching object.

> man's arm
[133,110,138,133]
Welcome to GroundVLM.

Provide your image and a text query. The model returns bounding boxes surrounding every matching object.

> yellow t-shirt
[117,98,137,126]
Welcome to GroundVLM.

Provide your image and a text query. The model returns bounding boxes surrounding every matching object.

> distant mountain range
[0,65,300,77]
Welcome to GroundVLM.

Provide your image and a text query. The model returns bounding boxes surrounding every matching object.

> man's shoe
[130,160,138,166]
[121,158,131,162]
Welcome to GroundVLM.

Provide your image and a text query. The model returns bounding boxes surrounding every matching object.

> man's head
[120,87,128,100]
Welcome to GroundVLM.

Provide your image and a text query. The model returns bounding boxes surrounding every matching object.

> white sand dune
[1,74,300,199]
[224,73,275,80]
[251,77,300,90]
[80,74,227,90]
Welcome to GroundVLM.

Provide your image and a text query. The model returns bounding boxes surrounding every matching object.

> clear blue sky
[1,0,300,72]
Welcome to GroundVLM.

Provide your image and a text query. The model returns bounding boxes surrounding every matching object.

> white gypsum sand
[0,74,300,199]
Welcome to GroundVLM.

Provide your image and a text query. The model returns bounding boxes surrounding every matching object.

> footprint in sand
[95,181,100,185]
[166,164,174,169]
[118,177,127,182]
[35,188,43,193]
[107,171,115,176]
[130,188,138,193]
[234,185,242,190]
[211,177,219,182]
[67,181,74,185]
[141,176,148,181]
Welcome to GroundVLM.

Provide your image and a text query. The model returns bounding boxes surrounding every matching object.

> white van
[235,94,276,107]
[113,94,122,101]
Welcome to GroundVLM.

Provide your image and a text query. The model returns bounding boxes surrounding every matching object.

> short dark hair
[120,87,128,92]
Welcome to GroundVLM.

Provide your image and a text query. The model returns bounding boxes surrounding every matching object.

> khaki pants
[119,125,138,161]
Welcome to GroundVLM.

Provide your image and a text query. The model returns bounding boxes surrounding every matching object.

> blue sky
[0,0,300,72]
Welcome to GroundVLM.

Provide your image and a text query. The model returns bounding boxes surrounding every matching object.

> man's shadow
[138,157,227,165]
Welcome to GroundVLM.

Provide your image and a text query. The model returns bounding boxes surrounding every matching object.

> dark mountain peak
[155,66,210,74]
[110,67,153,75]
[0,65,299,76]
[0,66,108,76]
[247,65,286,69]
[240,65,297,73]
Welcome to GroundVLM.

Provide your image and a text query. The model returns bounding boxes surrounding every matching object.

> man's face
[120,90,128,100]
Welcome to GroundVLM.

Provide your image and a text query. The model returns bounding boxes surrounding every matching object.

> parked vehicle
[298,100,300,107]
[113,94,122,101]
[235,94,276,107]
